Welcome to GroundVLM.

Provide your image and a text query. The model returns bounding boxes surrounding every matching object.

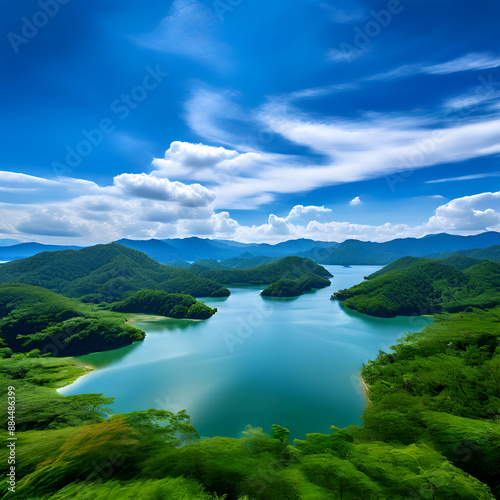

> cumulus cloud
[349,197,362,206]
[151,141,259,181]
[0,178,498,244]
[424,192,500,232]
[286,205,332,222]
[229,195,500,243]
[113,172,216,207]
[17,209,90,237]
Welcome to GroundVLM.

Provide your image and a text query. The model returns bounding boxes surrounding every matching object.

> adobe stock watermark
[335,0,411,63]
[213,0,244,21]
[7,0,71,54]
[52,65,168,176]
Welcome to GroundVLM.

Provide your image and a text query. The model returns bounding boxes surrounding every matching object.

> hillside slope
[194,256,332,283]
[427,244,500,262]
[0,244,229,301]
[0,284,145,356]
[332,256,500,317]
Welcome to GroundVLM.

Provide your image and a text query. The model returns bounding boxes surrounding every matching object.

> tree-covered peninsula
[0,284,145,356]
[0,284,216,357]
[332,255,500,317]
[0,243,230,302]
[110,289,217,319]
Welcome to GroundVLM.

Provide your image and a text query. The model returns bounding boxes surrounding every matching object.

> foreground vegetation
[1,304,499,498]
[333,255,500,317]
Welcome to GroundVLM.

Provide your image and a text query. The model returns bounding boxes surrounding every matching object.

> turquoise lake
[59,266,432,439]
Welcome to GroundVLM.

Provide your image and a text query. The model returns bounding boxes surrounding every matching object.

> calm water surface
[60,266,432,438]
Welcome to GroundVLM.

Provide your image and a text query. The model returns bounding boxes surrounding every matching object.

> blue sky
[0,0,499,244]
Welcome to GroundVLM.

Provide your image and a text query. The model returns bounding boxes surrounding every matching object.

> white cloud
[286,205,332,222]
[113,172,216,207]
[229,194,500,243]
[426,172,500,184]
[179,84,500,208]
[136,0,229,69]
[318,4,365,24]
[424,191,500,232]
[285,83,360,101]
[17,209,91,237]
[0,178,498,244]
[367,53,500,81]
[327,47,368,63]
[425,53,500,75]
[151,141,257,181]
[349,196,362,206]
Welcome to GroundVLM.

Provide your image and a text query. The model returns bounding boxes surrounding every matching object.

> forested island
[260,274,331,297]
[189,256,333,297]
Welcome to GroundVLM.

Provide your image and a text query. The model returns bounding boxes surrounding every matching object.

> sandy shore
[360,374,372,406]
[125,314,167,324]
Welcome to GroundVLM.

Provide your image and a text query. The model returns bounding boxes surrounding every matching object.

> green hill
[427,244,500,262]
[0,243,229,301]
[261,274,331,297]
[332,256,500,317]
[0,284,145,356]
[164,259,191,268]
[190,256,333,296]
[194,256,332,284]
[217,254,278,269]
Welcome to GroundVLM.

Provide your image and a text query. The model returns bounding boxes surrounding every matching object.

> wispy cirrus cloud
[135,0,230,70]
[179,83,500,208]
[425,172,500,184]
[366,53,500,81]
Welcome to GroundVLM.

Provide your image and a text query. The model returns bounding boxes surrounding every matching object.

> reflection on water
[61,266,432,439]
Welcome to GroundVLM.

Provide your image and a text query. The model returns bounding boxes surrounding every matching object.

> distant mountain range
[0,243,82,261]
[1,232,500,265]
[300,232,500,265]
[0,237,333,263]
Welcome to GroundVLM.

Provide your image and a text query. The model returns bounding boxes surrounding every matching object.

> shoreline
[125,313,168,324]
[125,313,203,324]
[360,374,372,406]
[56,361,95,393]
